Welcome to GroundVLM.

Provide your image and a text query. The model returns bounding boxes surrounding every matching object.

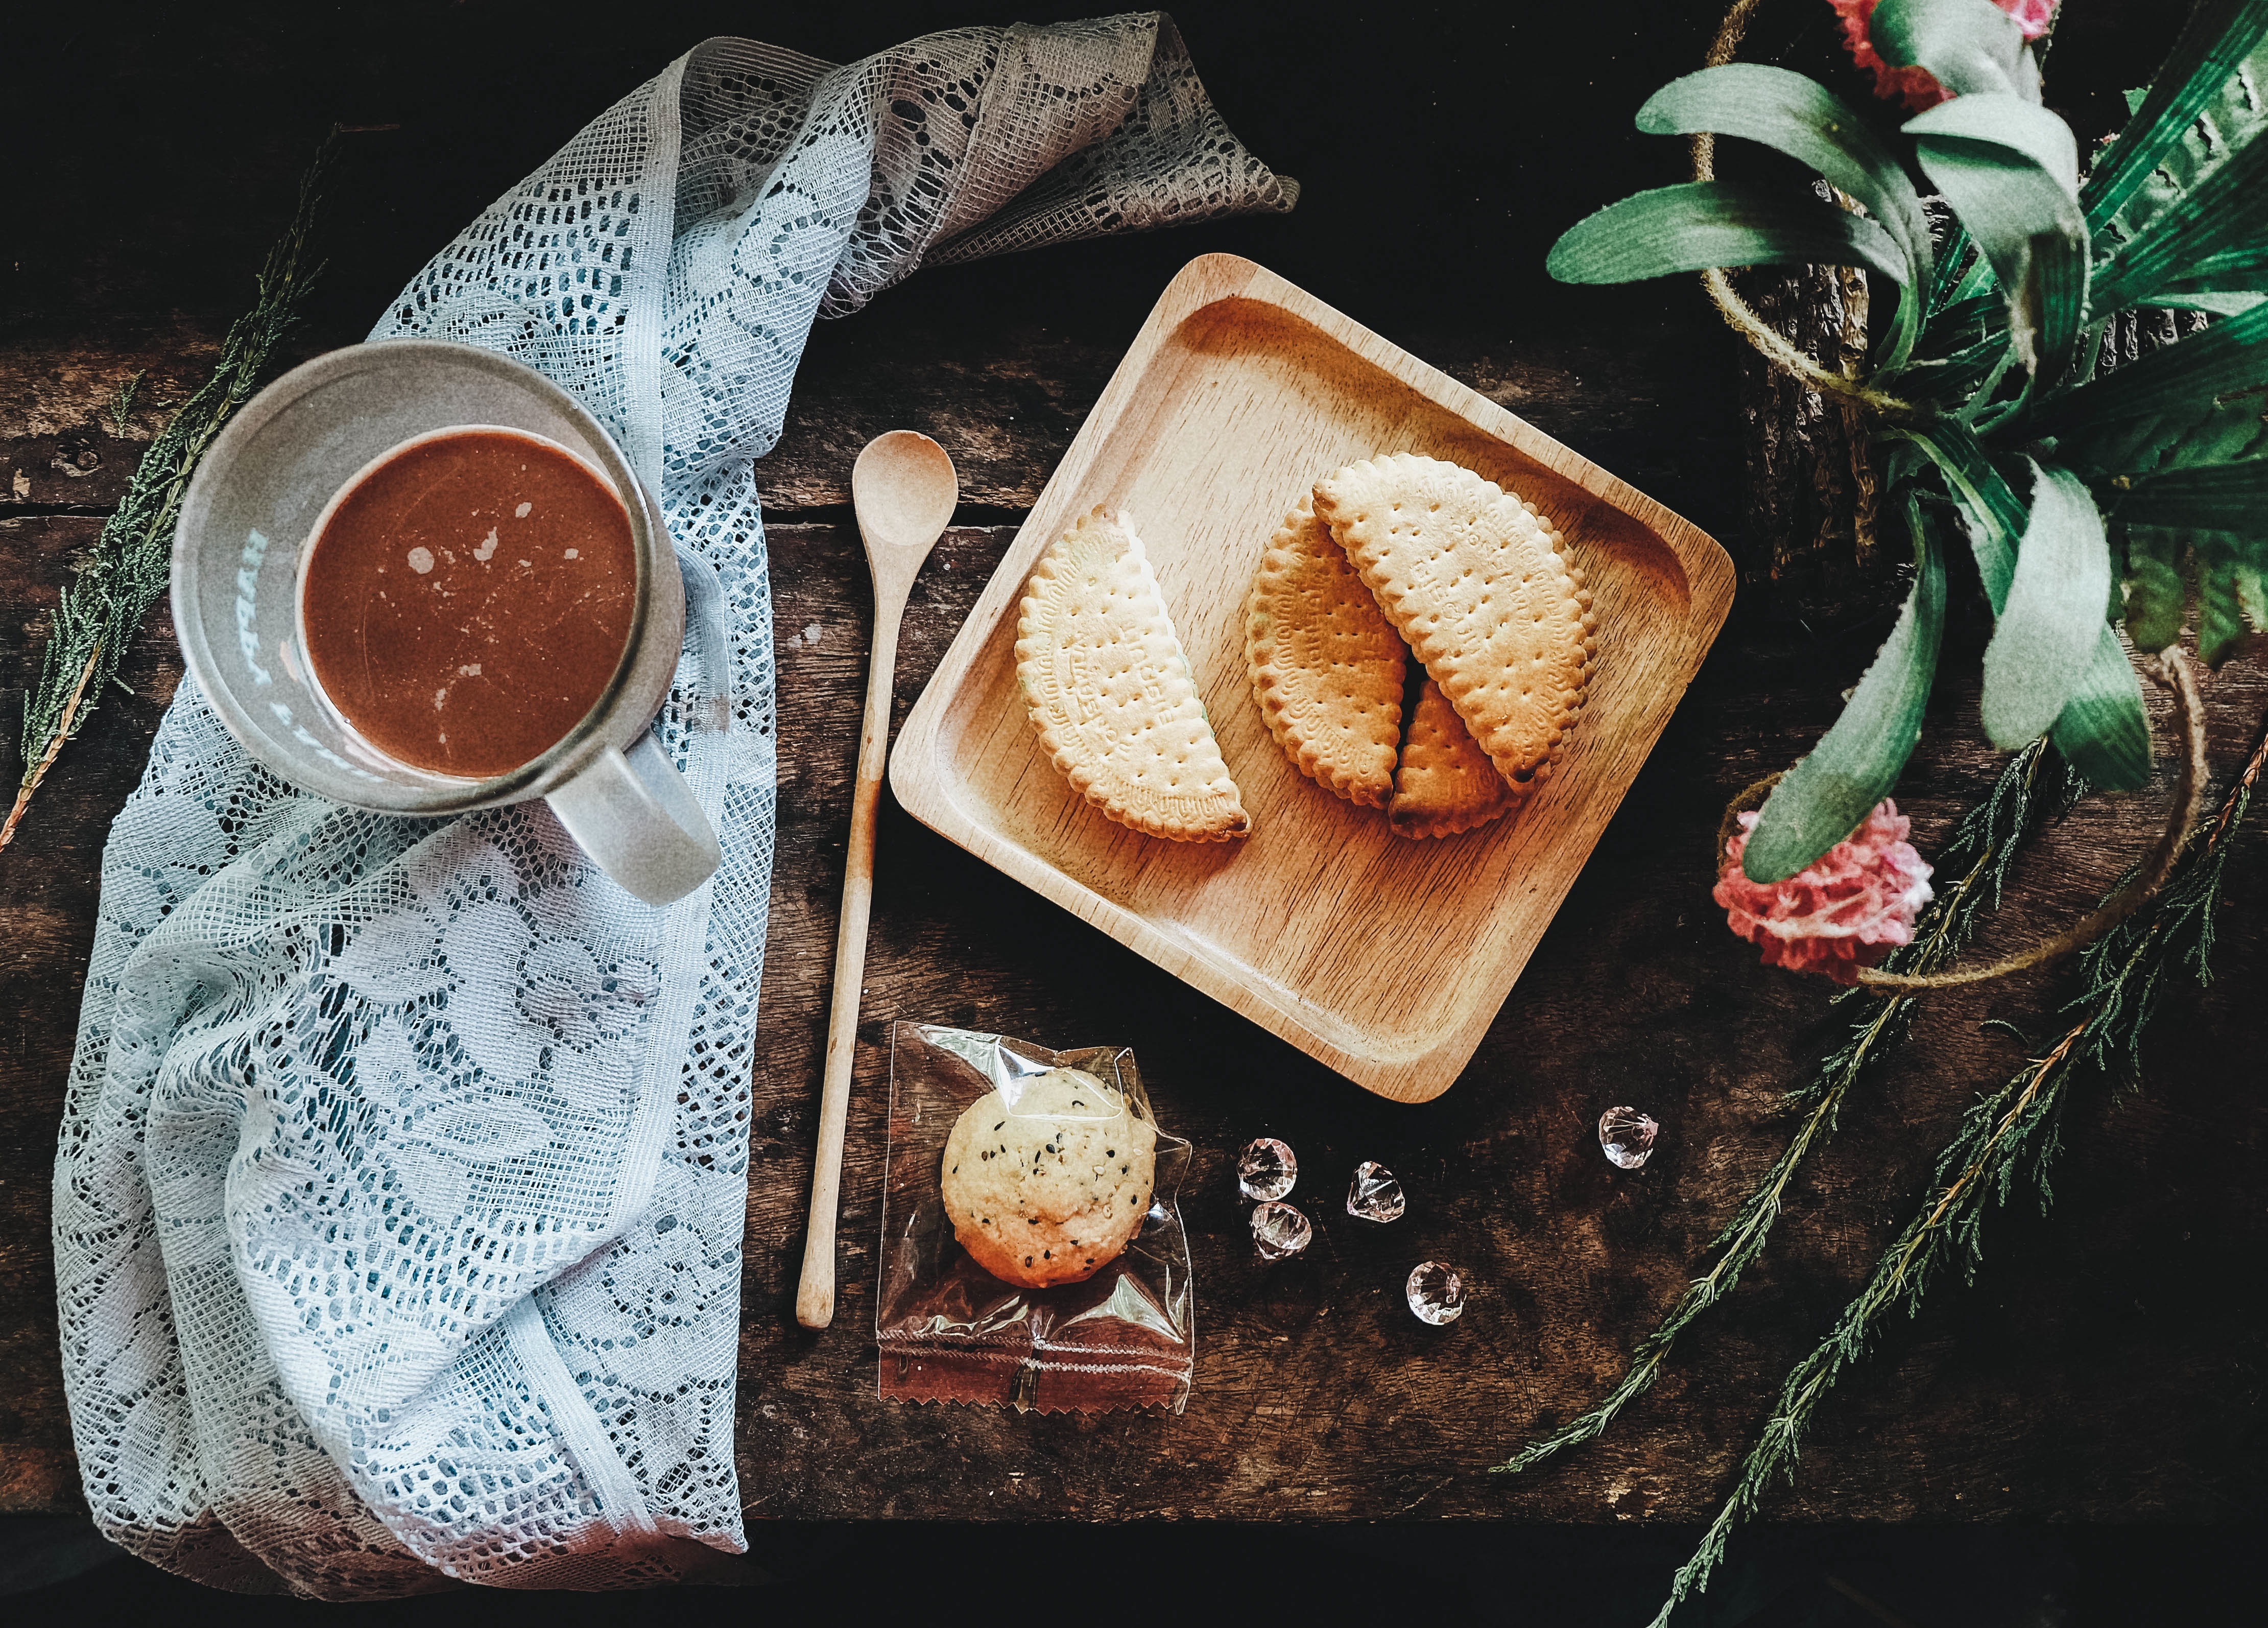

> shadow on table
[0,1515,2242,1625]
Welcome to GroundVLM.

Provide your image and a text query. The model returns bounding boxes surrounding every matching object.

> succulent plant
[1550,0,2268,881]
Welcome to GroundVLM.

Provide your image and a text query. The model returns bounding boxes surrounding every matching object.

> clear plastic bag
[876,1024,1195,1413]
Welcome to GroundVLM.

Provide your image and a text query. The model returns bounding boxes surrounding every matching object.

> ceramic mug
[173,339,722,905]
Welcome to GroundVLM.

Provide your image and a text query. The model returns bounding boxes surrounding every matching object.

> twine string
[1691,0,1922,419]
[1714,772,1785,869]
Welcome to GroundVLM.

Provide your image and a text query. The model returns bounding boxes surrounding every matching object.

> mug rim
[174,339,666,815]
[288,421,642,791]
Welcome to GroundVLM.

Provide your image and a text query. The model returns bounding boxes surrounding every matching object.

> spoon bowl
[854,430,961,565]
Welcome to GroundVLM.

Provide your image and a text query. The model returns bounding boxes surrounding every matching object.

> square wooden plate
[890,254,1734,1102]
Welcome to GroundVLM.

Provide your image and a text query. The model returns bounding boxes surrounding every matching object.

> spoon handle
[795,595,905,1330]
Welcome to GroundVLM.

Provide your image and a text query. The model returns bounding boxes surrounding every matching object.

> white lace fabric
[52,14,1290,1597]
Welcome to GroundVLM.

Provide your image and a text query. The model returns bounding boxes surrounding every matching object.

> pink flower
[1827,0,2055,111]
[1714,799,1935,985]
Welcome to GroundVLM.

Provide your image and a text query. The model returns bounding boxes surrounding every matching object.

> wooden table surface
[3,1,2261,1528]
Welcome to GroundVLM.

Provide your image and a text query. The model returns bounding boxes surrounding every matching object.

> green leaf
[1871,0,2034,101]
[2121,525,2268,665]
[1902,329,2014,407]
[1901,422,2154,787]
[2061,383,2268,486]
[1919,291,2009,353]
[1899,420,2028,576]
[2030,237,2091,386]
[1636,65,1931,363]
[1981,462,2114,747]
[1941,243,1999,311]
[1546,182,1909,286]
[2025,296,2268,437]
[2111,455,2268,528]
[2088,128,2268,314]
[2240,554,2268,628]
[2150,244,2268,298]
[1638,66,1933,272]
[2144,290,2268,315]
[1742,505,1945,883]
[1928,222,1979,316]
[2086,0,2268,236]
[1908,101,2087,380]
[1906,94,2078,193]
[2086,7,2268,325]
[2121,529,2187,653]
[1882,435,1931,491]
[2197,547,2256,665]
[1913,194,2076,379]
[2050,624,2155,789]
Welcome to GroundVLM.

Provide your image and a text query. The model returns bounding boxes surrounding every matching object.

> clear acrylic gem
[1250,1200,1311,1262]
[1344,1160,1405,1222]
[1238,1137,1298,1201]
[1405,1261,1465,1325]
[1598,1106,1659,1170]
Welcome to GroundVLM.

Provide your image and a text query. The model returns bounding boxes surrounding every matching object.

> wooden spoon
[795,429,960,1330]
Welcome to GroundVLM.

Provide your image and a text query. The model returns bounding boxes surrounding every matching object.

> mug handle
[545,733,722,905]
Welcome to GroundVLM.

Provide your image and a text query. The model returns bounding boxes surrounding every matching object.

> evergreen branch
[3,131,335,855]
[106,370,145,438]
[1494,739,2067,1475]
[1646,714,2267,1628]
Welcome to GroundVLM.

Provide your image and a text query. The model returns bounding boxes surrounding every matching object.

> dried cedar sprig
[1645,714,2268,1628]
[1494,737,2068,1476]
[3,132,334,855]
[105,371,145,439]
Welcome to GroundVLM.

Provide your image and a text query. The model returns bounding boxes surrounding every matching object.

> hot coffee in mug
[174,340,720,906]
[297,428,637,780]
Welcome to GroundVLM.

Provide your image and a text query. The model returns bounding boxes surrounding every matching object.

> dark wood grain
[2,0,2260,1535]
[4,301,2264,1525]
[737,521,2268,1523]
[5,300,2267,1523]
[2,308,1746,538]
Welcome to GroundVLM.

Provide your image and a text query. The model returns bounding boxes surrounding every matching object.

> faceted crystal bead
[1405,1261,1465,1325]
[1598,1106,1659,1170]
[1344,1160,1405,1222]
[1250,1200,1311,1262]
[1237,1137,1298,1202]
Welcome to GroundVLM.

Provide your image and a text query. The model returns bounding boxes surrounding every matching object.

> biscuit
[1313,454,1594,793]
[939,1068,1158,1289]
[1391,674,1521,838]
[1244,494,1406,807]
[1016,507,1252,842]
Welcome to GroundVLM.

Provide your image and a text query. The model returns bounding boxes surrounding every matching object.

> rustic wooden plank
[740,520,2268,1523]
[1,0,2247,1559]
[767,289,1746,530]
[3,509,2264,1521]
[3,309,1746,557]
[0,317,237,516]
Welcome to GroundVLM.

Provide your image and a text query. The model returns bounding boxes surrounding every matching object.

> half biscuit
[1016,506,1251,842]
[1245,494,1406,808]
[1314,453,1594,794]
[1391,674,1521,839]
